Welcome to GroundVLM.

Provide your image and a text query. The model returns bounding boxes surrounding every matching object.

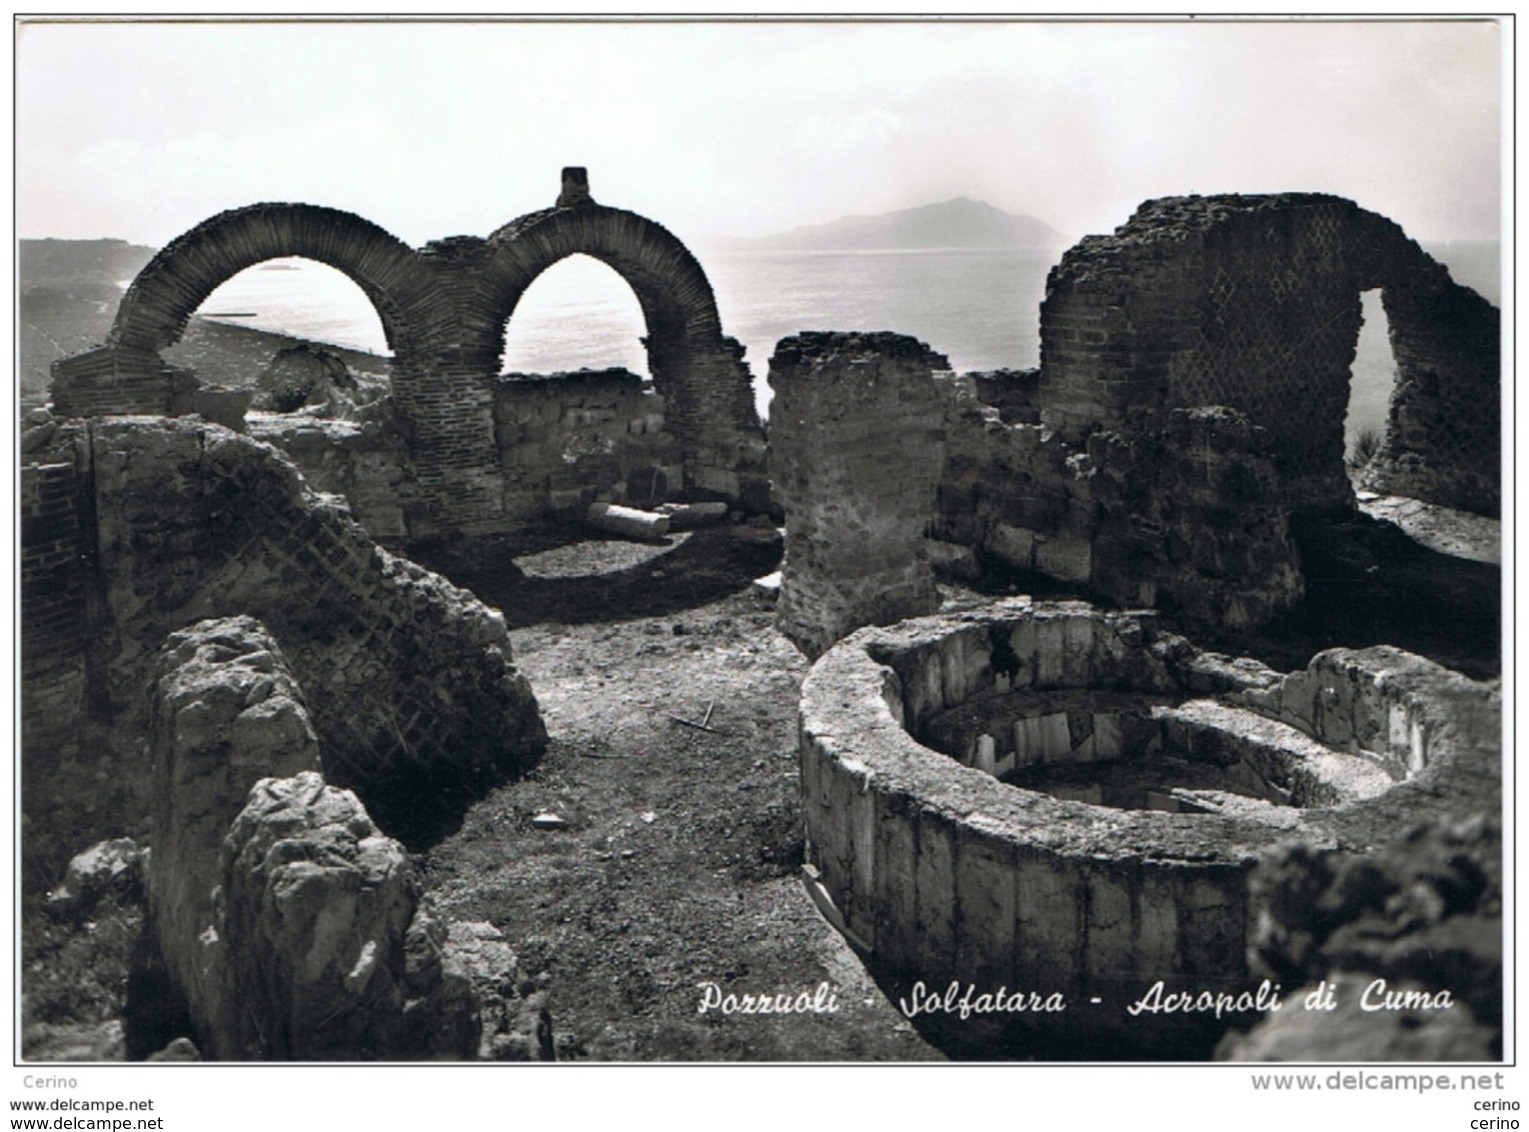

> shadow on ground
[407,522,784,629]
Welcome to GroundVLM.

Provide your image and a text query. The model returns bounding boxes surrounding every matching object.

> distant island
[721,197,1064,252]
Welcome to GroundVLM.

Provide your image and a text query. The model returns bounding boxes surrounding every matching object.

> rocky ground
[408,528,943,1061]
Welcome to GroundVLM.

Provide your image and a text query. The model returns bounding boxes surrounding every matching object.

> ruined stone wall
[147,617,322,1052]
[799,602,1500,1057]
[21,461,100,883]
[770,332,1302,656]
[1364,274,1500,515]
[492,369,685,519]
[937,393,1303,628]
[769,333,950,658]
[146,619,480,1060]
[246,416,412,541]
[1040,194,1499,516]
[20,417,547,883]
[245,370,689,539]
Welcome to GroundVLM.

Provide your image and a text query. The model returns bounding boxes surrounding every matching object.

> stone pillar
[768,332,950,658]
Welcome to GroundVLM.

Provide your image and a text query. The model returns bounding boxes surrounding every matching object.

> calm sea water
[187,240,1500,442]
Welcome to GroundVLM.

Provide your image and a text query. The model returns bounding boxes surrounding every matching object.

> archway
[484,193,765,504]
[160,255,395,409]
[498,253,649,377]
[109,203,421,356]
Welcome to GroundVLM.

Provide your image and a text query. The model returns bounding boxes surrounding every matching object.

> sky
[14,16,1505,251]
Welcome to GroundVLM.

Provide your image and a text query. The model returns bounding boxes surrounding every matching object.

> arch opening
[1345,288,1395,473]
[162,256,395,413]
[499,253,650,377]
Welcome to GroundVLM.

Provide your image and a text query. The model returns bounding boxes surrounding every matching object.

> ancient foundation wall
[1363,276,1501,516]
[768,333,950,658]
[20,417,547,884]
[246,369,691,540]
[55,179,770,536]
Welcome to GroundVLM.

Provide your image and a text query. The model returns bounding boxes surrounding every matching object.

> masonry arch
[109,203,423,357]
[484,205,754,438]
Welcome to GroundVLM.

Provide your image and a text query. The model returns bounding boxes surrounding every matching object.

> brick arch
[109,203,424,356]
[485,206,725,366]
[482,203,764,499]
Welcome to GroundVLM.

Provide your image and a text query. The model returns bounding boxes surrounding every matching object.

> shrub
[1348,427,1383,469]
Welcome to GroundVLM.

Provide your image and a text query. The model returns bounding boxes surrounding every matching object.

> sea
[185,240,1501,444]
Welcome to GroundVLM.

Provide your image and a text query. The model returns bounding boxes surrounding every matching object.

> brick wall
[20,458,101,886]
[20,418,548,885]
[51,180,770,535]
[769,332,951,657]
[1040,194,1499,516]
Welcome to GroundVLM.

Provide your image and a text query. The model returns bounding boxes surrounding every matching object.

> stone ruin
[798,601,1500,1057]
[22,181,1500,1061]
[48,169,770,539]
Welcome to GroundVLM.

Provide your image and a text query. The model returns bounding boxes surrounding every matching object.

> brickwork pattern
[1040,194,1499,515]
[20,418,548,881]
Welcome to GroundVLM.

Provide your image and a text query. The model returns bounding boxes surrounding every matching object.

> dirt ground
[411,526,945,1061]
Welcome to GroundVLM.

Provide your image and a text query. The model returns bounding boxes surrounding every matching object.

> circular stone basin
[798,599,1498,1058]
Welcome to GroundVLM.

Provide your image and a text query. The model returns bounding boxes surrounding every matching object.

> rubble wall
[769,332,1303,658]
[20,417,548,883]
[145,620,480,1061]
[54,176,769,536]
[1040,193,1499,516]
[1364,275,1500,515]
[799,602,1500,1057]
[768,333,950,658]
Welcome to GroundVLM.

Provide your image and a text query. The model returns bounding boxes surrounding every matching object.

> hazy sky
[15,17,1504,250]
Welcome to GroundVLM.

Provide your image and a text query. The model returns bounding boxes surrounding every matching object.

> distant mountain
[20,237,157,285]
[725,197,1064,252]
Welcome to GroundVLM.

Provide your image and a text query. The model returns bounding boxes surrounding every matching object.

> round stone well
[798,598,1499,1057]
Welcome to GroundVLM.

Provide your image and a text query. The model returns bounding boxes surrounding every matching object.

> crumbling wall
[20,417,547,884]
[220,772,480,1060]
[246,416,411,541]
[769,331,1303,657]
[1040,194,1498,516]
[769,332,950,658]
[146,618,480,1061]
[1363,275,1500,515]
[21,460,100,885]
[492,368,685,518]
